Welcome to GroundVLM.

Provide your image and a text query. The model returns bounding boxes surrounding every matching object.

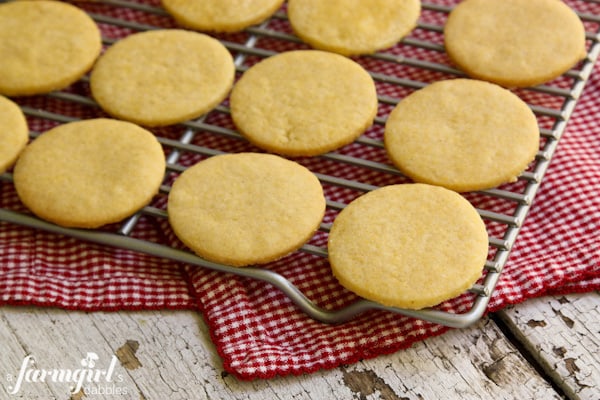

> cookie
[444,0,587,88]
[384,79,539,192]
[13,118,165,228]
[0,96,29,174]
[162,0,284,32]
[0,0,101,96]
[167,153,326,267]
[328,183,489,310]
[230,50,378,157]
[90,29,235,127]
[287,0,421,56]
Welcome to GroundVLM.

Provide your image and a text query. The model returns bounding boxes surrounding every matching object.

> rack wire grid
[1,0,600,328]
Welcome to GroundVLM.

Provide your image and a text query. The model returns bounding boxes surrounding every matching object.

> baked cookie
[90,29,235,127]
[13,118,165,228]
[384,79,539,192]
[0,96,29,174]
[444,0,587,87]
[287,0,421,56]
[230,50,378,156]
[328,183,489,310]
[168,153,325,267]
[162,0,284,32]
[0,0,101,96]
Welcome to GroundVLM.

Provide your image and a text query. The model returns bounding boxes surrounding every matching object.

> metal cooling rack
[1,0,600,328]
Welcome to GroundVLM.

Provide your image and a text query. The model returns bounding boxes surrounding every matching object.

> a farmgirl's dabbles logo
[5,352,128,396]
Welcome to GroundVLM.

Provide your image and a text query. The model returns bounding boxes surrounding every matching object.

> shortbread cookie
[0,0,101,96]
[384,79,539,192]
[444,0,586,87]
[162,0,284,32]
[90,29,235,127]
[0,96,28,174]
[230,50,378,156]
[13,119,165,228]
[168,153,325,267]
[328,183,488,310]
[287,0,421,56]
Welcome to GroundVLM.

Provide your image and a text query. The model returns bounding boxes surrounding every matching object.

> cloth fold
[1,0,600,380]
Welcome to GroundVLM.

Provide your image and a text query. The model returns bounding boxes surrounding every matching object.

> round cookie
[13,118,166,229]
[167,153,326,267]
[287,0,421,56]
[90,29,235,127]
[444,0,587,88]
[230,50,378,157]
[162,0,284,32]
[328,183,489,310]
[0,0,101,96]
[384,79,539,192]
[0,96,29,174]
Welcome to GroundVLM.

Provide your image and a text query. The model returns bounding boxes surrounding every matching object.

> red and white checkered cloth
[1,0,600,380]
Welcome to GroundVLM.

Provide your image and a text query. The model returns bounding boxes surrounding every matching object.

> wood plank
[497,292,600,400]
[0,306,561,399]
[0,309,56,399]
[342,317,561,400]
[0,307,142,399]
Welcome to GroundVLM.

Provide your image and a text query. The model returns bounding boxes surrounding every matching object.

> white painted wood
[0,308,142,399]
[497,292,600,400]
[0,306,563,400]
[344,317,560,400]
[0,310,56,399]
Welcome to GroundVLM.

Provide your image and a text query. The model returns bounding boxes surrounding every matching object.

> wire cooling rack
[1,0,600,328]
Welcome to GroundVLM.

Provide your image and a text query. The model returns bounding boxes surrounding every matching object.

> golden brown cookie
[229,50,378,157]
[328,183,489,310]
[384,79,539,192]
[90,29,235,127]
[287,0,421,56]
[0,96,29,174]
[0,0,101,96]
[13,118,165,228]
[168,153,326,267]
[162,0,284,32]
[444,0,587,87]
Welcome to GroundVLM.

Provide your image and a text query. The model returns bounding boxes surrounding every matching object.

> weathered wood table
[1,1,599,399]
[1,291,598,399]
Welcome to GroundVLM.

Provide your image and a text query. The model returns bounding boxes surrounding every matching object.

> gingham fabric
[1,0,600,380]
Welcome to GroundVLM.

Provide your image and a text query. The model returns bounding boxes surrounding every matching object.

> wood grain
[0,305,568,400]
[498,292,600,400]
